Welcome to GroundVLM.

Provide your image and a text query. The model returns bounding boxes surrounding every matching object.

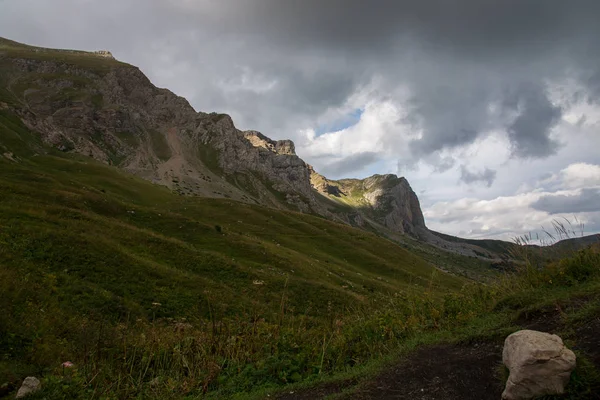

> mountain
[0,37,434,233]
[0,37,330,213]
[309,167,426,234]
[0,38,474,397]
[3,37,575,264]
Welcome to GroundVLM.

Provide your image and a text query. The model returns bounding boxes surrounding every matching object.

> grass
[1,36,599,399]
[0,37,128,74]
[2,149,597,398]
[0,112,471,397]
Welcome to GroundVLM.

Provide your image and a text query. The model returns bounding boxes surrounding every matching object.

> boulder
[15,376,41,399]
[502,330,576,400]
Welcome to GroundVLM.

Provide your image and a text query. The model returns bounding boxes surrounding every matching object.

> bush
[553,247,600,286]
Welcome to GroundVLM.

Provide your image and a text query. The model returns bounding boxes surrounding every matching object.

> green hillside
[2,38,599,400]
[0,106,468,398]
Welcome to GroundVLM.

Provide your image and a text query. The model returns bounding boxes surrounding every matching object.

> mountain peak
[309,167,425,234]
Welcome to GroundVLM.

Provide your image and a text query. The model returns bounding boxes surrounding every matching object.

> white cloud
[560,163,600,188]
[424,162,600,241]
[298,98,416,178]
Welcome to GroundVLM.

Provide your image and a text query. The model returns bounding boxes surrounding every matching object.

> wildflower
[62,361,74,368]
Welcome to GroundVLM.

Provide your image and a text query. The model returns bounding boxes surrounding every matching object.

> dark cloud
[531,188,600,214]
[203,1,599,58]
[321,152,379,178]
[460,166,497,187]
[1,0,600,170]
[505,84,562,158]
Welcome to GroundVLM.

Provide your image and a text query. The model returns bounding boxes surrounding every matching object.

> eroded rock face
[15,377,41,399]
[1,52,327,214]
[309,170,426,235]
[0,41,427,235]
[502,330,576,400]
[362,174,426,234]
[243,131,295,155]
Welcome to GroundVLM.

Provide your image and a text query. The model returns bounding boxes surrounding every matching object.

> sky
[1,0,600,242]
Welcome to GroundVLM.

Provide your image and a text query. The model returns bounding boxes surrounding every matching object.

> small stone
[502,330,576,400]
[15,377,41,399]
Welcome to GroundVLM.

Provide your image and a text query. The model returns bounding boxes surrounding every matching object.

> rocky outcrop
[310,171,426,235]
[502,330,576,400]
[94,50,114,59]
[308,165,343,196]
[361,174,426,234]
[244,131,296,155]
[0,41,329,214]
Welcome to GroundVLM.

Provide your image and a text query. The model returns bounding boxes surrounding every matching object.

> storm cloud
[2,0,599,169]
[531,188,600,214]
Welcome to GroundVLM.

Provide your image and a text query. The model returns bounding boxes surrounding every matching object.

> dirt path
[276,304,600,400]
[346,342,503,400]
[275,341,504,400]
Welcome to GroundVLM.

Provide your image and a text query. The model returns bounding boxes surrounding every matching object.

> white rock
[15,377,41,399]
[502,330,576,400]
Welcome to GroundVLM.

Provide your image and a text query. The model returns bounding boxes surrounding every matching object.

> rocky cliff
[309,168,426,235]
[0,37,334,215]
[0,37,430,238]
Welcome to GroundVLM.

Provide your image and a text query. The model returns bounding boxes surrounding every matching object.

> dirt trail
[346,342,503,400]
[276,305,600,400]
[276,341,503,400]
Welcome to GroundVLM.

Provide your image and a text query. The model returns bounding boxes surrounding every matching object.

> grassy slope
[0,105,467,397]
[2,38,598,399]
[0,151,463,319]
[0,37,128,73]
[430,229,517,256]
[248,245,600,400]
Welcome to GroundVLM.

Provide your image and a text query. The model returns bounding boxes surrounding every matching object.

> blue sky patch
[314,108,363,136]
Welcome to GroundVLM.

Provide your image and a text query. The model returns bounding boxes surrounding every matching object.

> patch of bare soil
[276,379,358,400]
[574,316,600,366]
[514,306,563,333]
[347,342,504,400]
[275,342,504,400]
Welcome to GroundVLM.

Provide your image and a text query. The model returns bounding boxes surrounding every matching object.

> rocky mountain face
[309,168,426,235]
[0,37,445,242]
[0,38,332,215]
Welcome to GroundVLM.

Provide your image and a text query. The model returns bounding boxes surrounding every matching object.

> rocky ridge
[0,37,499,257]
[0,38,331,215]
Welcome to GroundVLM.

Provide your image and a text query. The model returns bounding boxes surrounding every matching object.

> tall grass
[3,225,600,398]
[12,241,600,399]
[2,271,492,399]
